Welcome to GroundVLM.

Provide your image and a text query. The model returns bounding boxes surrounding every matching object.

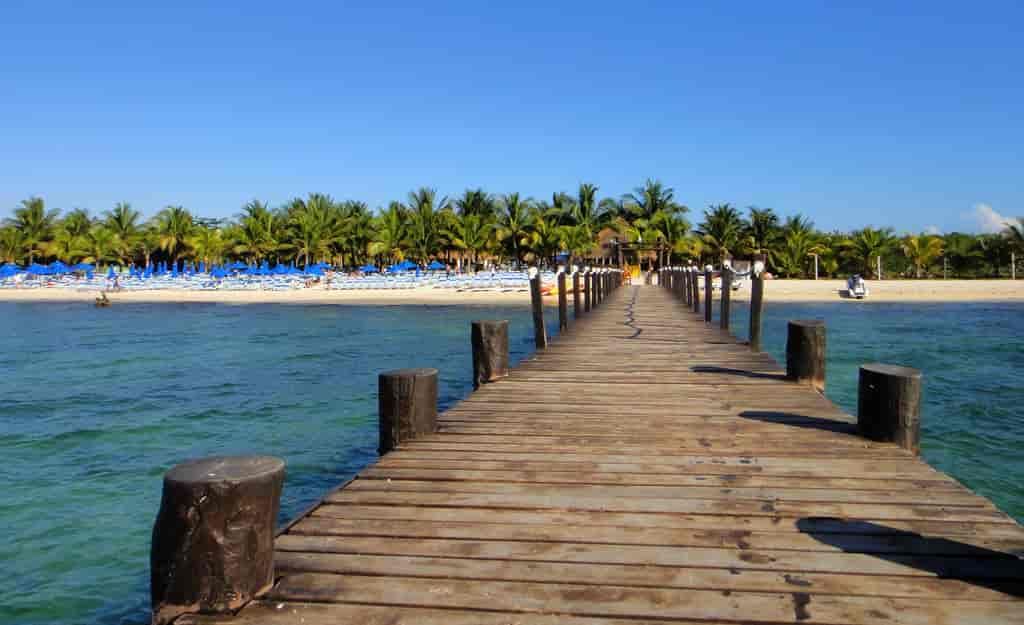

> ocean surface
[1,296,1022,625]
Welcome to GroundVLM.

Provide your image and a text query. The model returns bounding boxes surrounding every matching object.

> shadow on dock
[739,410,857,434]
[796,518,1024,598]
[691,365,787,381]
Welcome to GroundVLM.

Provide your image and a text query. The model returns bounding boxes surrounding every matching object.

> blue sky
[1,1,1021,233]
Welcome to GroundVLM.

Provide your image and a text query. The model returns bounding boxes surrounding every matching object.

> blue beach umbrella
[427,260,446,271]
[49,261,71,274]
[358,264,378,273]
[73,262,94,272]
[199,261,206,273]
[107,267,117,279]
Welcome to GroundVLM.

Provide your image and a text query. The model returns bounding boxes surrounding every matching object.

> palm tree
[370,202,408,265]
[233,200,279,264]
[942,233,982,278]
[526,209,564,267]
[43,226,87,263]
[696,204,744,262]
[744,207,780,254]
[773,229,825,278]
[1004,218,1024,251]
[154,206,195,263]
[902,234,944,278]
[82,226,117,268]
[404,188,448,263]
[105,202,141,264]
[0,227,26,264]
[8,197,59,264]
[978,234,1010,277]
[62,209,93,239]
[454,189,495,219]
[189,227,227,267]
[624,179,683,221]
[286,194,338,267]
[843,227,895,278]
[651,212,691,265]
[495,193,533,266]
[445,213,494,270]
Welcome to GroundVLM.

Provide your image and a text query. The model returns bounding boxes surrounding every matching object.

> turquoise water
[1,297,1022,625]
[0,302,559,625]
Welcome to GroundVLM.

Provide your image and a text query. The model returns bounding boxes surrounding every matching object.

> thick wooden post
[594,270,602,306]
[557,270,568,331]
[151,456,285,625]
[786,320,826,393]
[703,267,713,323]
[691,267,700,313]
[572,269,581,320]
[720,267,732,331]
[584,269,592,313]
[858,364,922,454]
[379,367,438,454]
[529,267,548,349]
[471,320,509,389]
[749,257,766,352]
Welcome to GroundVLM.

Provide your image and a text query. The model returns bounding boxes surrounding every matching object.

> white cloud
[971,203,1018,233]
[925,225,940,235]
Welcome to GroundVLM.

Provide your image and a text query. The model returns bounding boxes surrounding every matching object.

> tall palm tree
[651,212,692,265]
[8,197,59,264]
[495,193,533,265]
[370,201,408,265]
[404,188,448,263]
[744,206,780,254]
[82,226,117,268]
[154,206,195,263]
[445,213,494,270]
[454,188,495,219]
[233,200,279,264]
[624,179,683,221]
[1004,218,1024,251]
[286,194,338,267]
[696,204,744,262]
[0,227,26,264]
[189,227,227,267]
[843,227,895,277]
[942,233,982,278]
[773,229,824,278]
[43,226,86,263]
[62,209,93,239]
[526,209,564,267]
[902,234,944,278]
[105,202,141,264]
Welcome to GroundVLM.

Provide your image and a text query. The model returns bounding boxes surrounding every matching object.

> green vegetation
[2,183,1022,278]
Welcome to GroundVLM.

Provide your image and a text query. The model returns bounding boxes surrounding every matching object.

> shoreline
[0,279,1021,305]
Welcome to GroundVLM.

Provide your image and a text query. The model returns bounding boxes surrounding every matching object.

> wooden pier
[177,280,1023,625]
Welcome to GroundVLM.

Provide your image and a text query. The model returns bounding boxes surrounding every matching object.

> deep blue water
[1,297,1022,625]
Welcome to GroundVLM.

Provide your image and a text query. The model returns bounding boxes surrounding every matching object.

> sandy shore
[729,279,1024,303]
[0,280,1021,305]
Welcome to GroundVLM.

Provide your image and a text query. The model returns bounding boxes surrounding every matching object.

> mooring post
[749,255,766,352]
[594,269,602,306]
[786,320,826,393]
[151,455,285,625]
[703,266,713,323]
[692,264,700,311]
[557,268,568,331]
[857,364,922,454]
[572,267,581,320]
[686,267,694,308]
[676,267,684,301]
[584,268,592,313]
[471,320,509,389]
[529,267,548,349]
[720,265,732,331]
[379,367,439,454]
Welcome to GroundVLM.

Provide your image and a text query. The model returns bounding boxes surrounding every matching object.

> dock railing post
[691,266,700,313]
[720,264,732,331]
[151,455,285,625]
[471,320,510,389]
[786,320,826,393]
[379,367,439,454]
[749,255,766,352]
[572,266,581,320]
[557,268,568,331]
[857,364,922,454]
[584,268,592,313]
[595,269,603,306]
[703,265,713,323]
[529,267,548,349]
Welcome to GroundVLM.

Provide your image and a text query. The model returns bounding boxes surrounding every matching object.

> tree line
[3,180,1022,278]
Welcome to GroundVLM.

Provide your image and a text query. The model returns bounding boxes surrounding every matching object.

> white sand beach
[0,279,1021,305]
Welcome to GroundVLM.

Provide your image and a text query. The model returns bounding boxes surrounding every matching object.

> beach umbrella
[199,261,206,274]
[73,262,94,272]
[358,264,378,273]
[427,261,446,271]
[0,265,18,278]
[28,263,51,275]
[107,267,116,279]
[49,261,71,274]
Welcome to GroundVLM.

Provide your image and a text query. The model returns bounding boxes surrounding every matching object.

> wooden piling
[379,367,439,454]
[720,267,732,330]
[572,269,581,320]
[703,267,712,323]
[691,267,700,313]
[584,269,592,313]
[749,257,765,352]
[786,320,826,393]
[471,320,509,389]
[151,455,285,625]
[529,267,548,349]
[557,270,568,331]
[858,364,923,454]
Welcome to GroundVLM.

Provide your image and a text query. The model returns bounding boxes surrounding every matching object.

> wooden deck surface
[184,285,1024,625]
